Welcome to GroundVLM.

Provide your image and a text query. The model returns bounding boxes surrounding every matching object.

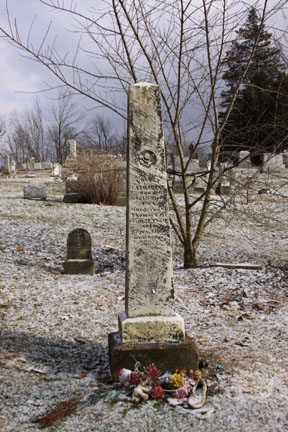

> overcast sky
[0,0,102,121]
[0,0,287,133]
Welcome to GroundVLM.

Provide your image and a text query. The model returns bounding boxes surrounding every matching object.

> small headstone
[23,185,47,201]
[51,163,62,177]
[217,180,231,195]
[238,151,251,168]
[42,162,53,170]
[10,160,16,178]
[63,228,95,274]
[194,175,207,193]
[26,157,36,177]
[34,162,42,170]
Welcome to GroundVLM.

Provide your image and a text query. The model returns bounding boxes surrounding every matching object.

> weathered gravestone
[26,157,36,177]
[51,163,62,178]
[23,185,47,200]
[63,139,77,167]
[4,155,10,174]
[109,83,198,380]
[63,228,95,274]
[10,160,16,178]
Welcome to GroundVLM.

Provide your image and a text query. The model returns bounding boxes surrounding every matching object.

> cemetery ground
[0,174,288,432]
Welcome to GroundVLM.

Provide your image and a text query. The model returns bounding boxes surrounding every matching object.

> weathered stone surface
[63,228,95,274]
[67,228,93,260]
[108,333,199,381]
[62,193,84,203]
[26,157,36,177]
[23,185,46,201]
[63,139,77,167]
[4,155,10,173]
[108,83,196,375]
[118,312,185,343]
[125,82,174,318]
[63,259,95,275]
[238,151,251,168]
[51,163,62,177]
[10,161,16,178]
[263,153,285,172]
[42,162,53,170]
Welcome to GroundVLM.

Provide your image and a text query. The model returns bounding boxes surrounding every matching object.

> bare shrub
[69,151,125,205]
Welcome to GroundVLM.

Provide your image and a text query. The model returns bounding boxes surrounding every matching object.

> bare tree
[6,98,48,163]
[47,89,85,163]
[1,0,287,267]
[84,115,117,153]
[0,117,7,163]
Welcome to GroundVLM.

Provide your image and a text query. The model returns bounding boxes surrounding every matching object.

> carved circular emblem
[138,150,157,168]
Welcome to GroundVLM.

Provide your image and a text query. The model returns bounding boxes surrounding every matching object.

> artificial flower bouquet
[119,365,207,409]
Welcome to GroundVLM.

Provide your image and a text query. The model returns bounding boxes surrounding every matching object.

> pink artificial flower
[174,383,192,399]
[151,386,164,399]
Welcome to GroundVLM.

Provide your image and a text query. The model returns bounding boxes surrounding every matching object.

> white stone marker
[118,82,184,343]
[10,160,16,177]
[4,155,11,173]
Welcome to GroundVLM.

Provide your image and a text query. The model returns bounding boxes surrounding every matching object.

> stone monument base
[63,259,95,275]
[118,312,185,343]
[108,332,199,381]
[63,193,84,203]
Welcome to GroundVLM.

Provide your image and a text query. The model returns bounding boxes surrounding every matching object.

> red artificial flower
[151,386,164,399]
[145,365,160,386]
[129,371,143,386]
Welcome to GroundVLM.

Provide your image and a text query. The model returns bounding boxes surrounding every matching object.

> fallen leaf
[3,353,18,360]
[29,368,48,375]
[74,337,87,344]
[16,247,23,252]
[33,397,81,428]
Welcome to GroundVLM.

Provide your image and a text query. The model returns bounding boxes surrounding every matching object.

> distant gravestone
[10,160,16,178]
[263,153,285,172]
[23,185,47,200]
[4,155,10,173]
[63,139,77,167]
[26,157,36,177]
[42,162,53,170]
[51,163,62,177]
[63,228,95,275]
[219,180,231,194]
[238,151,251,168]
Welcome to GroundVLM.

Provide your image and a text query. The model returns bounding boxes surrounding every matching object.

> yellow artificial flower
[168,374,185,389]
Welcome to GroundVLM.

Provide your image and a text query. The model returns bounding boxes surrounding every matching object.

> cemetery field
[0,176,288,432]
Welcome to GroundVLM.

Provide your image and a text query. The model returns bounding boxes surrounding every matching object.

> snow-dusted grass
[0,176,287,432]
